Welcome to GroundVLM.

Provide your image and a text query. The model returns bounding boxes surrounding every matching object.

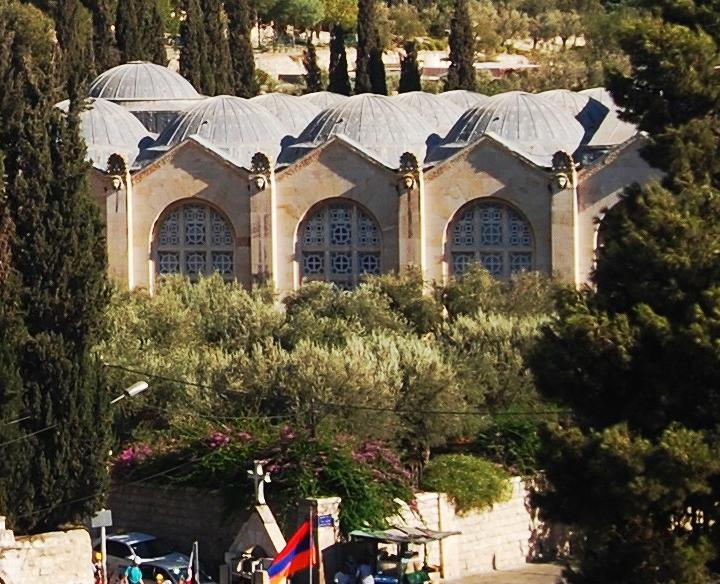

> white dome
[285,94,434,168]
[250,93,321,137]
[299,91,350,109]
[437,90,489,111]
[392,91,464,137]
[433,91,585,166]
[538,89,608,144]
[89,61,201,101]
[152,95,286,167]
[55,98,150,169]
[578,87,638,147]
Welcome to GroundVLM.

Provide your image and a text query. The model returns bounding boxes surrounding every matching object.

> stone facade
[93,132,661,295]
[0,518,93,584]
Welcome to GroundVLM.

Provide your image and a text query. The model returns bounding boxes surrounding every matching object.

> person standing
[122,558,143,584]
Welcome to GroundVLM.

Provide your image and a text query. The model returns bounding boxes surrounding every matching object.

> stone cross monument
[247,461,271,505]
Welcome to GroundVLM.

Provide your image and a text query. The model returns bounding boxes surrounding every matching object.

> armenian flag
[267,520,316,584]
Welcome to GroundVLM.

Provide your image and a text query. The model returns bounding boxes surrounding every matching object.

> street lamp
[98,381,150,584]
[110,381,149,405]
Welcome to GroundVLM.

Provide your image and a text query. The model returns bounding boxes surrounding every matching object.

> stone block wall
[0,518,93,584]
[403,478,538,580]
[108,484,250,574]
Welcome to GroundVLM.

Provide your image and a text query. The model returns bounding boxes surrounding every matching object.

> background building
[74,61,661,294]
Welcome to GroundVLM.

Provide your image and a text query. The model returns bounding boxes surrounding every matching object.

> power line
[103,362,248,396]
[0,424,57,448]
[0,415,31,427]
[103,362,570,418]
[320,402,570,417]
[14,455,209,520]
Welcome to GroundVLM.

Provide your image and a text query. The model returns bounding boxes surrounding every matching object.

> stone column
[397,153,424,274]
[104,154,132,289]
[249,153,276,286]
[550,152,579,285]
[298,497,342,584]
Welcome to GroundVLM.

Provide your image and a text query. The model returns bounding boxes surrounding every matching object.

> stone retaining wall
[108,484,250,573]
[401,478,540,579]
[0,518,93,584]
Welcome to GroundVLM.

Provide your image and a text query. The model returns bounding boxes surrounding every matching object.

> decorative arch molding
[151,199,237,281]
[445,198,535,279]
[295,198,383,289]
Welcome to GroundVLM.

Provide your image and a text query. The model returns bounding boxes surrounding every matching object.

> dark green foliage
[144,0,168,65]
[226,0,259,97]
[0,1,111,530]
[607,16,720,136]
[355,0,386,94]
[202,0,233,94]
[422,454,512,512]
[0,150,34,528]
[53,0,96,94]
[83,0,120,71]
[474,415,542,476]
[643,116,720,190]
[445,0,476,91]
[117,0,167,64]
[328,24,352,95]
[115,0,143,61]
[531,182,720,581]
[179,0,212,93]
[302,37,324,93]
[398,39,421,93]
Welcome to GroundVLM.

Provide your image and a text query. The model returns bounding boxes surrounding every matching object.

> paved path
[448,563,563,584]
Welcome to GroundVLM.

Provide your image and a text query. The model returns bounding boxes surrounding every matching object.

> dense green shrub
[421,454,512,513]
[474,415,543,476]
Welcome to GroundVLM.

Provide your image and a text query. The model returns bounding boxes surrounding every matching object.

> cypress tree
[355,0,386,94]
[226,0,258,97]
[303,37,323,94]
[328,24,351,95]
[56,0,96,94]
[398,39,421,93]
[202,0,233,94]
[117,0,166,64]
[0,1,110,531]
[446,0,476,91]
[116,0,144,61]
[179,0,213,94]
[85,0,120,71]
[143,0,168,65]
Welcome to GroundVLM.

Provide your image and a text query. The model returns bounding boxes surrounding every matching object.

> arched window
[449,201,533,278]
[299,201,381,288]
[154,202,234,280]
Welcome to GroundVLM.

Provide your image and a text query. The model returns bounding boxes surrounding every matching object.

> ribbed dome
[539,89,609,144]
[89,61,201,101]
[153,95,286,166]
[299,91,350,109]
[434,91,585,166]
[250,93,321,136]
[286,94,433,168]
[55,98,149,169]
[393,91,464,137]
[437,90,489,111]
[579,87,637,147]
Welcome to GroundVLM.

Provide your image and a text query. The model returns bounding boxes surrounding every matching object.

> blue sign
[317,514,334,527]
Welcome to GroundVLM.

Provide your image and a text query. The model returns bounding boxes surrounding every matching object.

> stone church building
[69,61,661,294]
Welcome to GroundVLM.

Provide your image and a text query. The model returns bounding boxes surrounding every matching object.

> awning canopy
[349,526,460,545]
